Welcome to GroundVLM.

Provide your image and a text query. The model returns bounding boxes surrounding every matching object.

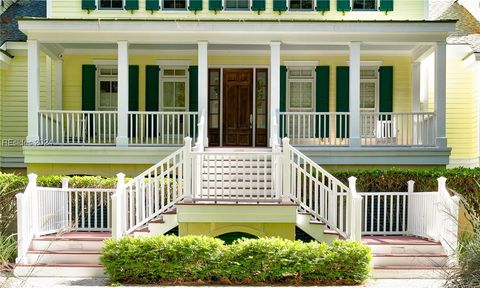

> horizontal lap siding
[50,0,424,20]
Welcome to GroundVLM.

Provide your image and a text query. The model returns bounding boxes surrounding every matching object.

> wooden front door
[223,69,253,146]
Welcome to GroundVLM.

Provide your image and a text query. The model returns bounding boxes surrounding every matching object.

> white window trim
[96,65,119,111]
[351,0,378,11]
[286,67,316,112]
[159,66,190,112]
[97,0,125,10]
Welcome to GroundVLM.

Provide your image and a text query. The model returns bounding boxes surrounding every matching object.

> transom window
[352,0,377,11]
[360,67,378,111]
[97,67,118,111]
[163,0,187,9]
[289,0,313,10]
[288,68,314,111]
[225,0,249,10]
[161,68,188,111]
[99,0,123,9]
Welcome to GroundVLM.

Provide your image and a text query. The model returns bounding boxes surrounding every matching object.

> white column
[198,41,209,147]
[435,42,447,148]
[412,62,421,112]
[116,41,129,147]
[27,40,40,143]
[270,41,281,147]
[349,42,361,147]
[54,59,63,110]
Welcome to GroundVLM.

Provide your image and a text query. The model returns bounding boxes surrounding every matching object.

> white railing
[128,111,198,146]
[190,151,282,202]
[361,112,436,146]
[279,112,350,146]
[113,139,190,237]
[194,109,206,151]
[39,110,118,145]
[282,138,361,240]
[16,175,115,264]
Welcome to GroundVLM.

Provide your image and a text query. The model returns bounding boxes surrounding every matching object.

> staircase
[14,232,108,278]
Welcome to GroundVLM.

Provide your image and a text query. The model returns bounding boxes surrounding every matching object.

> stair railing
[282,138,361,240]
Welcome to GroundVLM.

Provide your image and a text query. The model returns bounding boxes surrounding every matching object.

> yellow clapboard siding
[50,0,425,20]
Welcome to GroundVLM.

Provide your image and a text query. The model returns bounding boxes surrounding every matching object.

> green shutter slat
[81,0,96,10]
[379,66,393,113]
[146,0,160,10]
[316,66,330,137]
[189,0,203,11]
[273,0,287,12]
[379,0,394,12]
[189,66,198,137]
[336,66,349,138]
[209,0,223,11]
[279,66,287,137]
[129,65,139,111]
[336,0,350,11]
[82,65,96,111]
[125,0,139,10]
[251,0,266,11]
[146,66,159,112]
[315,0,330,12]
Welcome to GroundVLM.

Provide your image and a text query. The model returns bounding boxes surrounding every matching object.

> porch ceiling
[19,19,456,46]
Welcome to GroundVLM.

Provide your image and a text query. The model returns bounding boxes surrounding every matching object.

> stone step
[372,253,449,267]
[26,250,101,265]
[14,264,105,278]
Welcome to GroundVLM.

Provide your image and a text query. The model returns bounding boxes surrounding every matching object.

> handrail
[194,109,206,151]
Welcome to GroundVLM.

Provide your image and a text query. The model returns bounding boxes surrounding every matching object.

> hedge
[101,235,371,285]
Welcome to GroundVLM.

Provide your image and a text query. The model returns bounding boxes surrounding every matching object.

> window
[288,68,314,111]
[161,68,188,111]
[352,0,376,11]
[289,0,313,10]
[99,0,123,9]
[163,0,187,9]
[97,67,118,111]
[225,0,249,10]
[360,67,378,111]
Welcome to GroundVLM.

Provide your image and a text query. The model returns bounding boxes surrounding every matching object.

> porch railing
[279,112,350,146]
[361,112,436,146]
[127,111,198,146]
[39,110,118,145]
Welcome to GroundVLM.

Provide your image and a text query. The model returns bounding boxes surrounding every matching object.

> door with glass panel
[287,68,315,142]
[359,67,379,138]
[95,66,118,143]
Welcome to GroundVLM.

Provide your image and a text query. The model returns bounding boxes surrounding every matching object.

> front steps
[295,212,339,243]
[364,236,452,279]
[14,232,108,278]
[133,209,179,237]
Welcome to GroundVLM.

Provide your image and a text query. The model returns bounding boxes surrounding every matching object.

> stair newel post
[15,193,25,264]
[112,173,126,239]
[406,180,415,236]
[281,138,291,201]
[183,137,193,203]
[61,177,70,230]
[348,176,362,242]
[28,173,39,237]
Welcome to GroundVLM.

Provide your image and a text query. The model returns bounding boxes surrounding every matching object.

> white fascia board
[156,60,192,66]
[283,61,319,67]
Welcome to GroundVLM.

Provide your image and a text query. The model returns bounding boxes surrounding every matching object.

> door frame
[208,65,270,147]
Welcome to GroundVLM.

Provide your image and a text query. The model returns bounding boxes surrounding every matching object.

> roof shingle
[0,0,46,46]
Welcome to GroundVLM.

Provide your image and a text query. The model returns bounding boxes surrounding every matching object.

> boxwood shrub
[101,235,371,285]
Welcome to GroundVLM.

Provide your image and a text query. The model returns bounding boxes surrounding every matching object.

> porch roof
[18,18,457,46]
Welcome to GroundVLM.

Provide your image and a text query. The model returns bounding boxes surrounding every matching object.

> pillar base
[349,137,361,147]
[436,137,448,149]
[116,136,128,147]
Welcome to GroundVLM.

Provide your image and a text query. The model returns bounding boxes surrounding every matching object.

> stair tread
[373,253,448,257]
[374,265,456,270]
[309,220,326,225]
[28,250,100,255]
[323,229,340,235]
[16,263,103,268]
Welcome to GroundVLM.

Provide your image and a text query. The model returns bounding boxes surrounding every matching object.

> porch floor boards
[35,232,111,241]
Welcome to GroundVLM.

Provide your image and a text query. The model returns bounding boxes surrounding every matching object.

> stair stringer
[296,213,339,244]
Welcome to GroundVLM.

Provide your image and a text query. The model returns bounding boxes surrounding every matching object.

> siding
[50,0,425,20]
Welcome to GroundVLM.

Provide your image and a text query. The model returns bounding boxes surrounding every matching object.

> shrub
[101,235,371,285]
[0,173,28,233]
[0,233,17,271]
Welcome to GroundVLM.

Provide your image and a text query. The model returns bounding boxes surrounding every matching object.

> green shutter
[209,0,223,11]
[379,0,393,12]
[273,0,287,12]
[251,0,266,11]
[189,0,203,11]
[379,66,393,113]
[82,65,96,111]
[337,0,350,11]
[129,65,139,111]
[81,0,96,10]
[336,66,349,138]
[279,66,287,137]
[146,0,160,10]
[189,66,198,137]
[145,66,159,112]
[315,0,330,12]
[125,0,139,10]
[316,66,330,137]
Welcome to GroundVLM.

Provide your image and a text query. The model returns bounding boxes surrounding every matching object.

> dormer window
[225,0,249,10]
[289,0,313,11]
[163,0,187,9]
[99,0,123,9]
[352,0,376,11]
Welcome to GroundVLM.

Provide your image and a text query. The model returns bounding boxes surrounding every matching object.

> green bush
[0,233,17,271]
[101,235,371,285]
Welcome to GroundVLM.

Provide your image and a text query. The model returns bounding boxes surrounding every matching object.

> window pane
[301,82,312,107]
[163,82,175,107]
[175,69,186,76]
[175,82,186,108]
[353,0,376,10]
[301,0,312,9]
[112,0,123,8]
[164,69,175,76]
[360,83,375,109]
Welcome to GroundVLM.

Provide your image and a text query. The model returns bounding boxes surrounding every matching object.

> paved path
[0,276,446,288]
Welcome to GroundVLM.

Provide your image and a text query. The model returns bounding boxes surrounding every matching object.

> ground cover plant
[101,235,371,285]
